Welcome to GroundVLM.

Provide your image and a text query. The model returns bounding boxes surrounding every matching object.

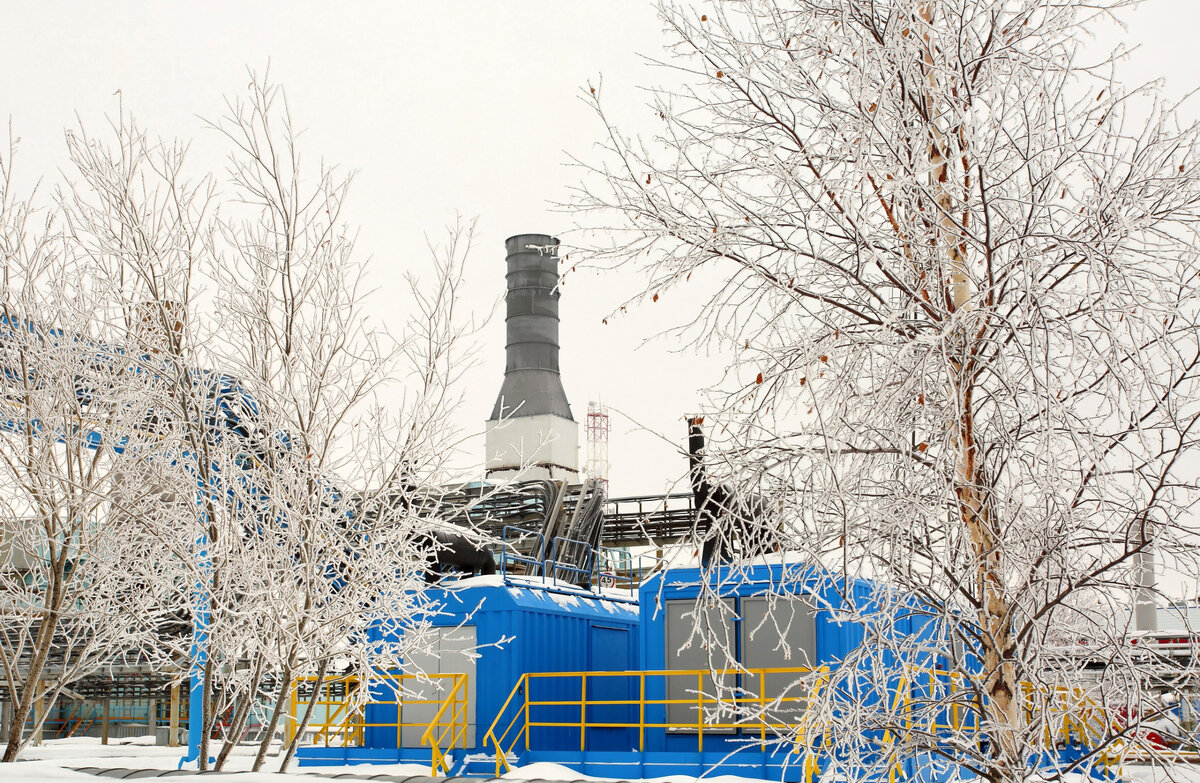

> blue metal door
[586,625,636,751]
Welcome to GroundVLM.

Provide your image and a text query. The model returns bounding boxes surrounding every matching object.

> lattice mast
[585,401,610,491]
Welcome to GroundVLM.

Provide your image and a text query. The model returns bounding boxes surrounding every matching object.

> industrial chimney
[485,234,579,481]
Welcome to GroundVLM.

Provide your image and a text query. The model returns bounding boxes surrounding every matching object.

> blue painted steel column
[180,505,211,768]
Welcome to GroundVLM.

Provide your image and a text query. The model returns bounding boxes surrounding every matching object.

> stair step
[454,752,518,777]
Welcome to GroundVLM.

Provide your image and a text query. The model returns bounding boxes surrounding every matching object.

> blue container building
[296,575,639,768]
[295,558,948,781]
[489,562,938,781]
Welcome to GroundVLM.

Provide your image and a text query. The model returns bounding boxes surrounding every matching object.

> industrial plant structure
[3,232,1193,781]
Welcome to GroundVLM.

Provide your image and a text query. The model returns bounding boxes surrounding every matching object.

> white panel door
[740,595,816,727]
[400,626,477,747]
[665,598,737,732]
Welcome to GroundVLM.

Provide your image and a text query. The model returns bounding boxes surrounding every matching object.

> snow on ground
[499,761,781,783]
[1122,764,1200,783]
[501,761,626,781]
[4,744,770,783]
[7,737,430,782]
[7,740,1200,783]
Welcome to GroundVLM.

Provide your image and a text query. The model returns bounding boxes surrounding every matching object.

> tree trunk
[954,379,1022,782]
[215,656,265,771]
[252,658,293,772]
[918,4,1023,775]
[2,609,61,762]
[198,654,215,771]
[278,658,330,773]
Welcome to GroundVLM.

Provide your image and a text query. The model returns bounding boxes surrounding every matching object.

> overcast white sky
[4,1,1200,498]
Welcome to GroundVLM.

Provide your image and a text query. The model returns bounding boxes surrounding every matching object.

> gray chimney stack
[485,234,579,481]
[490,234,572,421]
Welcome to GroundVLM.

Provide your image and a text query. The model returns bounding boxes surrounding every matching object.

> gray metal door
[664,598,737,731]
[740,595,816,727]
[401,625,477,747]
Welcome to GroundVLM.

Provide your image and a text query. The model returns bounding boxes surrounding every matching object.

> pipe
[687,416,726,566]
[1134,541,1158,632]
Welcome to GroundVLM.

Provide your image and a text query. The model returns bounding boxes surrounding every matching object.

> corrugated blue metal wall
[633,563,972,781]
[366,580,639,754]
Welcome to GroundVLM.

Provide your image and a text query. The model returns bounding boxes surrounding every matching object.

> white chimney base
[485,413,579,482]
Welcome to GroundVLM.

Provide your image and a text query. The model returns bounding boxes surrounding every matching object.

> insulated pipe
[687,416,734,566]
[489,234,573,422]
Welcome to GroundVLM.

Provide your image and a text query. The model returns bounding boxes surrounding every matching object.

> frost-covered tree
[56,108,254,771]
[0,139,192,762]
[206,79,481,772]
[0,77,480,768]
[575,1,1200,780]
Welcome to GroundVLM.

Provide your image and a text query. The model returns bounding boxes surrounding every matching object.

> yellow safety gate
[290,672,469,775]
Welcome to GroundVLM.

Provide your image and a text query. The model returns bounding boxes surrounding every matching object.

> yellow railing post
[580,673,588,751]
[880,674,907,783]
[951,672,960,732]
[795,670,827,783]
[285,677,295,744]
[639,673,646,751]
[422,671,470,776]
[759,668,767,746]
[697,671,704,752]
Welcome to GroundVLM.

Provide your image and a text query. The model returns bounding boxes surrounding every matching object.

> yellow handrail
[290,674,360,747]
[421,673,470,776]
[484,667,830,781]
[881,666,1126,774]
[298,662,1132,780]
[484,664,1125,782]
[292,672,468,753]
[311,684,357,746]
[484,673,531,776]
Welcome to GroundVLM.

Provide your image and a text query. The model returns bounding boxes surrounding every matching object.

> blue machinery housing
[293,563,970,782]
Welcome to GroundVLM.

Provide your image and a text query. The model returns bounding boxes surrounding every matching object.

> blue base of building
[515,749,813,781]
[295,745,812,780]
[295,746,1110,781]
[294,746,435,768]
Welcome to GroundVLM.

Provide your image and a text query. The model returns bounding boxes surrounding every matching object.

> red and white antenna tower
[586,401,610,490]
